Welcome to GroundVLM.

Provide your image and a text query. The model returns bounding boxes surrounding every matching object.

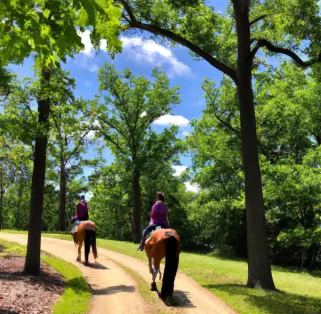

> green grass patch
[0,238,26,257]
[3,230,321,314]
[0,238,91,314]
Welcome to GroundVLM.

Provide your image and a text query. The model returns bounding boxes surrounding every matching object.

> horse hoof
[151,282,157,291]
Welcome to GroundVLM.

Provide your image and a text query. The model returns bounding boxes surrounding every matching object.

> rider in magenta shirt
[71,195,89,224]
[149,201,169,227]
[138,192,169,251]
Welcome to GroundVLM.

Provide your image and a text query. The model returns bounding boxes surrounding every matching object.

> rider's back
[150,201,168,227]
[77,200,89,220]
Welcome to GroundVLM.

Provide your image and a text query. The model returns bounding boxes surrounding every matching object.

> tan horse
[144,228,180,299]
[72,220,98,264]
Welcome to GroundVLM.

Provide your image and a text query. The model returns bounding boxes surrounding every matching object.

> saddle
[147,225,163,239]
[71,220,95,234]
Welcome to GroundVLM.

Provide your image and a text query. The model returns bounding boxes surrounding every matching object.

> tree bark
[132,167,142,243]
[16,168,24,230]
[58,158,67,231]
[0,172,4,230]
[233,3,275,289]
[24,68,51,275]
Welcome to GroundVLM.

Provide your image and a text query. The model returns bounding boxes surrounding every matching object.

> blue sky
[9,1,230,193]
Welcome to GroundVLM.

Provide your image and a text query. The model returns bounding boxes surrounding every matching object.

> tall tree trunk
[58,159,67,231]
[233,2,275,289]
[16,169,24,230]
[132,168,142,243]
[24,69,51,275]
[0,172,4,230]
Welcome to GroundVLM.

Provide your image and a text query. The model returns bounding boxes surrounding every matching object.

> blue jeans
[138,223,168,250]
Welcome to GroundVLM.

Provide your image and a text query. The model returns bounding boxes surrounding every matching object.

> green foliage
[188,63,321,267]
[0,0,122,69]
[87,64,185,238]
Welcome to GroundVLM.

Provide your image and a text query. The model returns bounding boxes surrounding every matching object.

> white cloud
[86,130,96,139]
[153,114,189,126]
[121,37,191,77]
[76,32,191,77]
[84,191,94,201]
[78,30,94,56]
[78,30,108,56]
[172,165,187,176]
[140,111,147,118]
[182,131,191,137]
[184,182,200,193]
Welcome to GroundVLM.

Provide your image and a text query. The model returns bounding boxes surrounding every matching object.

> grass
[2,229,321,314]
[0,238,91,314]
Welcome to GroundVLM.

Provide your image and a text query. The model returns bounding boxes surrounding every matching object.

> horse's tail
[92,230,98,259]
[160,236,179,299]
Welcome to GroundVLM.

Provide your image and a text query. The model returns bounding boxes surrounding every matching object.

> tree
[101,0,321,289]
[89,64,182,241]
[188,62,321,269]
[48,70,95,231]
[6,0,122,275]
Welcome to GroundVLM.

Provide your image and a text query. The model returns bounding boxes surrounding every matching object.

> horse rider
[138,192,169,251]
[70,195,89,232]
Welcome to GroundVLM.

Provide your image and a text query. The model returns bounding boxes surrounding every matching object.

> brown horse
[144,228,180,299]
[72,220,98,264]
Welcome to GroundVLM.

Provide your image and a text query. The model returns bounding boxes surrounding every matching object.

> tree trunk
[24,69,51,275]
[16,169,24,230]
[58,159,67,231]
[0,173,4,230]
[132,168,142,243]
[233,3,275,289]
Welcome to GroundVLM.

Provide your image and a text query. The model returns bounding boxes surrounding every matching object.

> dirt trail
[0,233,237,314]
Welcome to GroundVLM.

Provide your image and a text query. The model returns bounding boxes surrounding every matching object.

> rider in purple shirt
[71,195,89,224]
[138,192,169,251]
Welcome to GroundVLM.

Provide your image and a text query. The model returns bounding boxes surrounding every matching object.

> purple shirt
[150,201,169,227]
[76,201,89,220]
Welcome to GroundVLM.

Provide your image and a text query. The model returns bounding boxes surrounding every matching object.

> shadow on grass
[66,277,90,294]
[310,270,321,278]
[205,283,321,314]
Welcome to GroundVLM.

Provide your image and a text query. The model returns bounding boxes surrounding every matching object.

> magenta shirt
[76,201,89,220]
[150,201,169,227]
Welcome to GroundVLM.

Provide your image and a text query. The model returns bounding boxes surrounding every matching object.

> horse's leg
[77,239,83,262]
[153,258,161,281]
[148,256,153,274]
[84,230,91,265]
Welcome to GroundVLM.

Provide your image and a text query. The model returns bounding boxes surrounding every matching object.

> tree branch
[119,0,137,23]
[251,39,321,67]
[97,127,127,155]
[213,111,241,137]
[131,21,237,82]
[120,0,237,82]
[65,131,89,163]
[250,14,268,26]
[99,115,129,142]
